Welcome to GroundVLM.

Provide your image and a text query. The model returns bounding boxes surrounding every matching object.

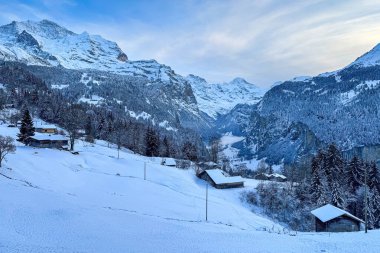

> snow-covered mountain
[347,43,380,68]
[0,19,270,131]
[186,75,265,118]
[0,20,188,86]
[221,43,380,164]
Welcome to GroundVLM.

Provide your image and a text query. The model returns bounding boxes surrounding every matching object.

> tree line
[242,143,380,231]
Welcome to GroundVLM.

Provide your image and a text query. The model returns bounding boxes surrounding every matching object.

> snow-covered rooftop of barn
[30,133,67,141]
[311,204,364,223]
[164,158,176,166]
[205,169,244,185]
[270,173,287,179]
[35,125,57,129]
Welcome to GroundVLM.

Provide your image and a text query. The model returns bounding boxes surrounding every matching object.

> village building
[255,173,287,182]
[35,125,58,134]
[311,204,364,232]
[197,161,221,171]
[269,173,287,182]
[255,173,271,180]
[161,158,177,167]
[26,133,68,149]
[197,169,244,189]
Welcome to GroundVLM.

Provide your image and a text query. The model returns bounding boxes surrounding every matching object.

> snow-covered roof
[164,158,176,166]
[204,161,218,166]
[29,133,67,141]
[205,169,244,185]
[311,204,364,223]
[35,125,57,129]
[270,173,287,179]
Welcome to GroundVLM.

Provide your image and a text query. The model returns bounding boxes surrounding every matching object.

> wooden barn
[198,169,244,189]
[255,173,287,182]
[35,125,58,134]
[311,204,364,232]
[269,173,287,182]
[255,173,271,180]
[26,134,68,149]
[161,158,177,167]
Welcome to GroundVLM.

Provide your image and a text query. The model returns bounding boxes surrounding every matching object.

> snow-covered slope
[187,75,265,118]
[1,124,380,252]
[348,43,380,68]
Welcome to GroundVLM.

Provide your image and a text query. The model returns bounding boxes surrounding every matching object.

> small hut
[35,125,58,134]
[311,204,364,232]
[198,169,244,189]
[161,158,177,167]
[269,173,287,182]
[26,133,68,149]
[255,173,271,180]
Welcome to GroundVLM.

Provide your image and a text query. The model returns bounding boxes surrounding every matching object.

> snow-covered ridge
[0,19,268,120]
[0,20,184,85]
[187,75,266,118]
[348,43,380,68]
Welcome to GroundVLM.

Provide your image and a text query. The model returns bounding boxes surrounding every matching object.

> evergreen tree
[368,162,380,191]
[17,109,35,143]
[145,127,160,157]
[331,181,345,208]
[346,156,363,193]
[182,141,198,161]
[325,143,344,187]
[371,187,380,228]
[162,136,171,157]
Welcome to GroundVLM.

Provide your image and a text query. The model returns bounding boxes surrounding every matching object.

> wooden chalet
[198,169,244,189]
[311,204,364,232]
[255,173,271,180]
[35,125,58,134]
[26,133,68,149]
[255,173,287,182]
[161,158,177,167]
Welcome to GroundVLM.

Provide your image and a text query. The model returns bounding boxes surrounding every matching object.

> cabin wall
[35,128,57,134]
[327,217,360,232]
[315,216,360,232]
[28,140,68,149]
[215,182,244,189]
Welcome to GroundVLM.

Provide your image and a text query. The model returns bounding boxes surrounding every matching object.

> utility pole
[206,183,208,221]
[365,164,368,233]
[144,162,146,180]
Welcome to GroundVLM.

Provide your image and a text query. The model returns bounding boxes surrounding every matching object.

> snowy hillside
[187,75,265,118]
[1,124,379,252]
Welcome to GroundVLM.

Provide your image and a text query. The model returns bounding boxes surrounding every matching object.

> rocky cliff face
[186,74,265,119]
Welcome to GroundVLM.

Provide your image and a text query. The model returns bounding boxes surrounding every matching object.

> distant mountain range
[1,19,380,165]
[0,20,262,122]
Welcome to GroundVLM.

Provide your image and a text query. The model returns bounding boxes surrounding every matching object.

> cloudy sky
[1,0,380,87]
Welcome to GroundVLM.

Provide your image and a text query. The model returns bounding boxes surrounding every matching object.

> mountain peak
[348,43,380,68]
[0,19,129,70]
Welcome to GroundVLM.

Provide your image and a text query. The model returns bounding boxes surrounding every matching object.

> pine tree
[162,136,171,157]
[145,127,160,157]
[17,109,35,143]
[346,156,363,193]
[368,162,380,191]
[371,187,380,228]
[325,144,344,187]
[310,169,324,204]
[331,181,345,208]
[182,141,198,161]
